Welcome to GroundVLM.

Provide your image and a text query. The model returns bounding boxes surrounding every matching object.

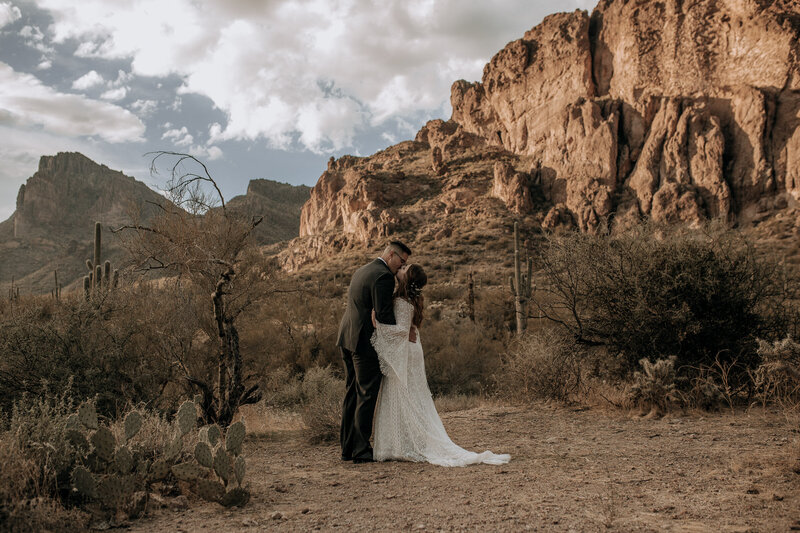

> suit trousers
[340,346,382,460]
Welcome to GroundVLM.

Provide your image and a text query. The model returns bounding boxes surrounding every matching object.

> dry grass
[433,393,484,413]
[496,328,583,403]
[299,367,344,444]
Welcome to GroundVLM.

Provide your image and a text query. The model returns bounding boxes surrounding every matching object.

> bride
[370,263,510,466]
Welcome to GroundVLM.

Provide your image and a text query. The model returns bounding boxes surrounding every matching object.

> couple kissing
[337,241,510,466]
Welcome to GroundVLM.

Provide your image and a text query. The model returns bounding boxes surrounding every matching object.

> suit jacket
[337,258,396,354]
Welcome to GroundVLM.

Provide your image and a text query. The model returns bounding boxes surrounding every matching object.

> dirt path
[128,405,800,532]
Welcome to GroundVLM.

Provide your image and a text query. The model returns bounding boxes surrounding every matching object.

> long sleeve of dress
[371,299,413,388]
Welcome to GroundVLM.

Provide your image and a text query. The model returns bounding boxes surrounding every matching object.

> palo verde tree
[114,151,272,427]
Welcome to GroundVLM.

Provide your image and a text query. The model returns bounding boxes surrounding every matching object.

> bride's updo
[395,264,427,327]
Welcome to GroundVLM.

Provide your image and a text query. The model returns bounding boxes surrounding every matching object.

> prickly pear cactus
[91,427,116,462]
[234,456,246,486]
[171,462,207,481]
[114,446,134,474]
[196,479,225,502]
[97,475,135,510]
[66,428,89,451]
[150,458,170,481]
[72,466,97,498]
[78,402,98,430]
[194,441,213,468]
[207,424,221,447]
[177,400,196,436]
[221,487,250,508]
[225,421,245,456]
[124,411,143,442]
[213,446,232,484]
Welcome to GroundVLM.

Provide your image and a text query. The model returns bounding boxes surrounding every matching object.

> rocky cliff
[284,0,800,271]
[227,179,310,245]
[0,153,168,294]
[450,0,800,231]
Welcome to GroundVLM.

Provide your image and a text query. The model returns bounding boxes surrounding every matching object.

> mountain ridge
[1,152,310,293]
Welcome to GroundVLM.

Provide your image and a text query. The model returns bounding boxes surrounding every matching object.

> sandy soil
[127,404,800,532]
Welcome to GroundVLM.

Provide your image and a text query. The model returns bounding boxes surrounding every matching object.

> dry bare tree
[114,151,273,426]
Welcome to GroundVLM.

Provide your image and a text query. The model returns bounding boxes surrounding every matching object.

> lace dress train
[371,299,510,467]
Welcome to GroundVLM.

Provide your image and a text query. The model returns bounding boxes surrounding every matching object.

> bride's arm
[370,300,413,386]
[374,309,417,343]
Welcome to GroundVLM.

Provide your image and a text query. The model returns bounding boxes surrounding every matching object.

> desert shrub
[300,366,344,443]
[242,290,342,377]
[683,368,725,410]
[423,318,503,396]
[260,366,304,409]
[426,283,463,302]
[628,357,682,415]
[534,223,796,385]
[0,284,194,417]
[752,337,800,409]
[473,287,515,338]
[496,328,582,402]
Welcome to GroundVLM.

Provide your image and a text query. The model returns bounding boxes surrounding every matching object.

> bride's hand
[409,327,417,343]
[371,309,377,327]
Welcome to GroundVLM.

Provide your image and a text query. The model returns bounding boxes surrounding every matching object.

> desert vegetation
[2,210,799,529]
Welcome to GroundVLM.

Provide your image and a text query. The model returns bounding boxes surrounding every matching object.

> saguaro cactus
[51,270,62,300]
[467,271,475,322]
[509,221,533,335]
[84,222,119,300]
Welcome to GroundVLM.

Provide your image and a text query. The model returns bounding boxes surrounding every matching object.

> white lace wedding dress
[371,298,510,466]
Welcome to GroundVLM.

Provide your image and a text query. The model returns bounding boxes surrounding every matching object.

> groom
[337,240,412,463]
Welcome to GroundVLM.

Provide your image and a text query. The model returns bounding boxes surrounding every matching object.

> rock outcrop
[283,0,800,270]
[11,152,161,240]
[448,0,800,231]
[227,179,310,245]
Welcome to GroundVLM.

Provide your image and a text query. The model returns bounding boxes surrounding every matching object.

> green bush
[0,284,196,417]
[533,223,797,384]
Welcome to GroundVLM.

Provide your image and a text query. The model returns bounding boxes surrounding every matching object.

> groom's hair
[385,240,412,256]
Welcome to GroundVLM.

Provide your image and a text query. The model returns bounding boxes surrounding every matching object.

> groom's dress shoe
[352,456,374,464]
[340,455,353,461]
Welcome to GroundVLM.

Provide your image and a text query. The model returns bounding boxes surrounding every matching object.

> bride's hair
[395,264,428,327]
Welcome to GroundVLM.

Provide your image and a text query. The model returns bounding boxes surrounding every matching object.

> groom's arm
[373,272,396,325]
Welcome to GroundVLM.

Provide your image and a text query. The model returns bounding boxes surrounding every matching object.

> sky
[0,0,597,221]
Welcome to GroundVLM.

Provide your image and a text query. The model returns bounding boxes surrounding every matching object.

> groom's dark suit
[337,258,396,461]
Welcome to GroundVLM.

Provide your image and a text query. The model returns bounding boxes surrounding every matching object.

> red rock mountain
[283,0,800,270]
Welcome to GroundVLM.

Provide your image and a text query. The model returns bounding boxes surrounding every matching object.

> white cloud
[0,2,20,29]
[0,62,145,143]
[37,59,52,70]
[189,144,223,161]
[72,70,104,90]
[100,86,127,101]
[19,25,43,40]
[161,126,193,147]
[37,0,595,153]
[130,99,158,116]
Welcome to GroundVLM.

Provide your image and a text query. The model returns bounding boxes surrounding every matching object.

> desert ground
[127,404,800,532]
